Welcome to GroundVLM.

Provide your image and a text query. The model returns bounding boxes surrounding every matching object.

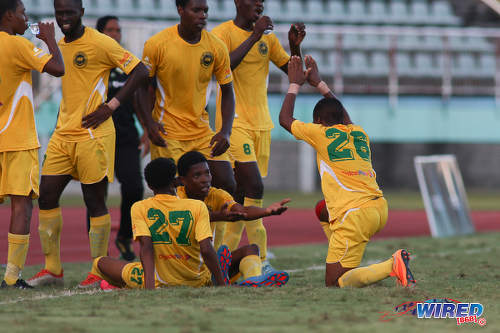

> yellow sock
[320,221,332,240]
[4,233,30,285]
[39,208,63,275]
[239,255,262,279]
[243,197,267,261]
[91,256,105,279]
[212,222,227,250]
[338,258,393,288]
[222,220,245,251]
[89,214,111,258]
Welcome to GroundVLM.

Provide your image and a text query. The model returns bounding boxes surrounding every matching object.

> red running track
[0,208,498,265]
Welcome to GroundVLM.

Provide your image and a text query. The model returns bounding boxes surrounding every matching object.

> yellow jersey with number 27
[131,194,213,287]
[291,120,383,223]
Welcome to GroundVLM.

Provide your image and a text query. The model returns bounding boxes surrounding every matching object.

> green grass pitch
[1,232,498,333]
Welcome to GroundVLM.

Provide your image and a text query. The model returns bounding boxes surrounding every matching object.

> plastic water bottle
[28,22,39,35]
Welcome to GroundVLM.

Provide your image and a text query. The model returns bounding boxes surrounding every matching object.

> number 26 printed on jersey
[326,128,371,162]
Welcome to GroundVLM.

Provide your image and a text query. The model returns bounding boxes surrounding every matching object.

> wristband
[317,81,331,95]
[288,83,300,95]
[106,97,121,111]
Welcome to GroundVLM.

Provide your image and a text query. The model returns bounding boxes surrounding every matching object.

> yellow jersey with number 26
[291,120,383,223]
[131,194,213,287]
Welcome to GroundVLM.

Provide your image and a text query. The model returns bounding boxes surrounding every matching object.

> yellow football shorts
[0,149,39,201]
[229,127,271,177]
[150,133,230,163]
[121,262,212,288]
[326,197,388,268]
[42,134,115,184]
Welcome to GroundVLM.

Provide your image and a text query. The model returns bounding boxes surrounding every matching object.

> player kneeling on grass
[176,151,290,287]
[279,55,416,288]
[91,158,227,289]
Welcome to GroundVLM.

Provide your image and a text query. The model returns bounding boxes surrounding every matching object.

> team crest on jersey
[73,51,88,68]
[258,41,268,56]
[200,52,214,68]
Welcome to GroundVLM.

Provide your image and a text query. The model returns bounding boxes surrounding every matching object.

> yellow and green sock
[89,214,111,259]
[239,255,262,279]
[338,258,393,288]
[243,197,267,261]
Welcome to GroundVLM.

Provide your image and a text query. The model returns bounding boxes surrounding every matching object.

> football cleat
[239,270,289,287]
[77,272,103,289]
[215,245,232,285]
[390,249,416,287]
[27,269,64,287]
[115,237,136,262]
[1,279,34,289]
[100,280,120,292]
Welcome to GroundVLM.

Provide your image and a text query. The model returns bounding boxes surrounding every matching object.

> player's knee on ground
[244,243,260,257]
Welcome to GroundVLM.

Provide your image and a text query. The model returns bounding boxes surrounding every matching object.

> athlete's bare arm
[82,63,149,129]
[37,22,64,77]
[199,238,226,286]
[210,82,235,157]
[279,56,309,133]
[229,15,273,70]
[137,235,155,289]
[134,79,166,148]
[280,23,306,74]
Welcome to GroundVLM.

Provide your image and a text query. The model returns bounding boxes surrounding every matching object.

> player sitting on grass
[91,158,226,289]
[279,55,416,288]
[176,151,290,287]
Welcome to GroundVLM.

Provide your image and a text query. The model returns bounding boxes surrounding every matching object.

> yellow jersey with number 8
[291,120,383,223]
[131,194,213,287]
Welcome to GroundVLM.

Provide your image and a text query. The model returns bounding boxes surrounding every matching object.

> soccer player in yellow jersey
[279,55,416,288]
[139,0,237,197]
[211,0,305,274]
[28,0,154,288]
[91,158,226,289]
[0,0,64,289]
[176,151,290,286]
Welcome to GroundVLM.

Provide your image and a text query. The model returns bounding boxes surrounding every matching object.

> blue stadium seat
[414,53,437,77]
[138,0,156,17]
[116,0,135,17]
[285,0,305,23]
[159,0,179,19]
[222,0,236,20]
[409,0,431,25]
[396,52,412,76]
[346,0,367,24]
[265,0,283,22]
[421,35,443,51]
[345,51,369,76]
[388,0,410,25]
[305,0,326,23]
[342,34,363,50]
[371,52,390,76]
[430,1,460,26]
[453,53,477,77]
[363,34,390,51]
[397,34,421,50]
[325,0,347,25]
[478,54,496,78]
[367,0,387,25]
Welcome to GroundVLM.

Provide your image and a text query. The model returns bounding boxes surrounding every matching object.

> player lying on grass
[0,0,64,289]
[91,158,227,289]
[176,151,290,287]
[279,55,416,288]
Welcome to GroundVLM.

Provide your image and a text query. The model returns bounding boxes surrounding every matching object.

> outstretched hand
[304,55,322,87]
[215,203,247,221]
[288,23,306,48]
[288,56,310,85]
[265,199,291,216]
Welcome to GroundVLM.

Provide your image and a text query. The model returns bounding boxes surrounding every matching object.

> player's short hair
[313,98,350,125]
[177,151,207,177]
[96,15,118,33]
[144,158,177,190]
[53,0,82,8]
[0,0,19,21]
[176,0,190,8]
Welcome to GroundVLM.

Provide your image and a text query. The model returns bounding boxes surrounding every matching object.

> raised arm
[210,82,235,157]
[137,236,155,290]
[279,55,309,133]
[37,22,64,77]
[229,16,273,70]
[280,23,306,74]
[199,238,226,286]
[82,63,149,129]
